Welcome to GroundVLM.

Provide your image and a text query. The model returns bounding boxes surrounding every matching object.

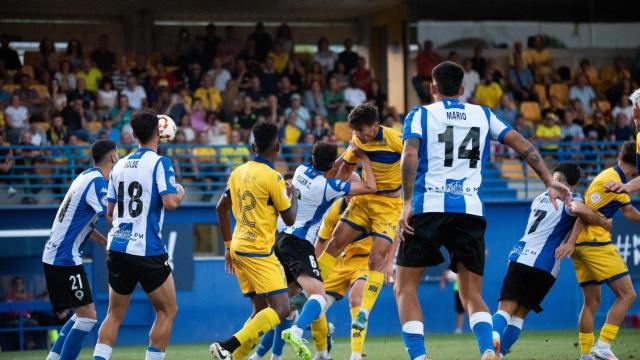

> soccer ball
[158,114,177,143]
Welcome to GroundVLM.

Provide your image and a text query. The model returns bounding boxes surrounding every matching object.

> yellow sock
[599,323,620,344]
[311,315,329,351]
[233,317,257,359]
[350,307,367,353]
[579,332,595,354]
[233,307,281,346]
[360,271,384,312]
[318,252,337,279]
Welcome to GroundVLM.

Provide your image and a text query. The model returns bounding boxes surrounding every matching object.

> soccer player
[93,111,186,360]
[316,103,404,331]
[397,61,571,360]
[555,142,639,360]
[492,163,612,358]
[277,143,377,359]
[43,140,117,360]
[210,122,298,360]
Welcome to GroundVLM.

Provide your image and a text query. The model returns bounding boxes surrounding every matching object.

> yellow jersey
[636,132,640,174]
[577,166,631,244]
[194,86,222,111]
[318,198,372,258]
[227,156,291,254]
[219,144,251,169]
[343,126,403,192]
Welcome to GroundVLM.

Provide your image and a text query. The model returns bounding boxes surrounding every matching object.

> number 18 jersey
[403,99,512,217]
[107,148,177,256]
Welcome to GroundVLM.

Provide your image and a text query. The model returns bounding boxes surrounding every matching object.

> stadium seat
[597,100,611,113]
[29,84,49,98]
[2,84,18,93]
[520,101,542,122]
[33,122,50,132]
[549,83,569,105]
[87,121,103,135]
[334,122,352,143]
[500,160,524,180]
[532,84,548,107]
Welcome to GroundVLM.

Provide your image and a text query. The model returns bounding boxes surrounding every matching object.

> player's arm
[383,233,401,284]
[158,157,185,211]
[90,230,107,247]
[280,182,298,226]
[570,201,612,231]
[620,203,640,223]
[605,177,640,194]
[399,137,420,237]
[346,146,376,196]
[162,184,185,211]
[555,217,584,260]
[336,143,358,181]
[216,190,233,249]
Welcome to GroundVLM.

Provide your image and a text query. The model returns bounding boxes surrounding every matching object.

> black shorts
[275,233,322,284]
[454,290,464,314]
[107,252,172,295]
[499,262,556,313]
[43,263,93,312]
[396,212,487,276]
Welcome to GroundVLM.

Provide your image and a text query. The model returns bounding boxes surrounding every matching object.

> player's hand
[224,249,234,275]
[604,181,629,194]
[285,181,297,199]
[350,141,366,159]
[547,180,572,210]
[383,260,395,285]
[398,202,414,241]
[176,184,186,199]
[554,242,575,260]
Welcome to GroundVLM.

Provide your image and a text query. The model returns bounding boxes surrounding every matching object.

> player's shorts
[396,212,487,276]
[107,251,172,295]
[231,248,288,298]
[324,254,369,300]
[275,232,322,284]
[499,262,555,313]
[43,263,93,312]
[454,290,464,314]
[573,243,629,286]
[340,194,402,243]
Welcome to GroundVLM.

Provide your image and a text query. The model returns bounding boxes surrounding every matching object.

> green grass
[3,329,640,360]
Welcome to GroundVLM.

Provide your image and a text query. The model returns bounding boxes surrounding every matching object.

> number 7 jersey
[107,148,177,256]
[403,99,512,217]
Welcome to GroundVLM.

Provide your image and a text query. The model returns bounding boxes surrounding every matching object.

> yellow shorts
[231,250,288,297]
[340,194,402,243]
[324,254,369,300]
[573,243,629,286]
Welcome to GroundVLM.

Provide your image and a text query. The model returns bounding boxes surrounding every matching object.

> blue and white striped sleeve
[86,178,108,216]
[402,106,425,142]
[488,109,513,143]
[326,179,351,201]
[106,174,117,203]
[156,157,178,196]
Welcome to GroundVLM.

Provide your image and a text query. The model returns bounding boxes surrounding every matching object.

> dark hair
[552,162,581,186]
[432,61,464,97]
[620,140,636,165]
[347,103,379,129]
[312,143,338,172]
[252,122,278,154]
[91,139,117,164]
[283,172,295,181]
[131,110,159,144]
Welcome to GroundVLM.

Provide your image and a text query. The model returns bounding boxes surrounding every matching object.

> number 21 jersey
[107,148,177,256]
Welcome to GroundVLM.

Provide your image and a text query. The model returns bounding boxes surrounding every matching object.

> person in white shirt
[461,58,480,102]
[569,75,596,115]
[207,56,232,92]
[121,75,147,110]
[344,78,366,110]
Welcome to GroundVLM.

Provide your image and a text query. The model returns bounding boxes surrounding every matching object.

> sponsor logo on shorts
[75,290,84,300]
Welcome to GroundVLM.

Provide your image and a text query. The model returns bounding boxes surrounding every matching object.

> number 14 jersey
[403,99,512,217]
[107,148,177,256]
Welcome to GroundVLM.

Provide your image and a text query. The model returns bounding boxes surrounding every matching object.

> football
[158,114,177,143]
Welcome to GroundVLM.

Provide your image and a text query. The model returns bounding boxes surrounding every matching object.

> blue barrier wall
[1,202,639,346]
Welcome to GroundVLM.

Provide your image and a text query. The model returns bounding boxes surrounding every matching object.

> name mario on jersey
[446,111,467,121]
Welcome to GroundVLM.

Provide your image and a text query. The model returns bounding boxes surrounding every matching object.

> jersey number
[528,210,548,234]
[69,274,83,290]
[238,190,256,227]
[437,126,480,168]
[117,181,144,218]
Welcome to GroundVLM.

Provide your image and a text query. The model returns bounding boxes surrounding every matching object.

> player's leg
[492,299,517,344]
[93,288,132,360]
[317,221,362,279]
[145,274,178,359]
[47,314,77,360]
[349,279,367,360]
[578,284,601,358]
[593,275,637,357]
[283,275,325,359]
[499,306,528,357]
[352,235,390,330]
[454,291,465,334]
[246,297,271,360]
[394,266,428,360]
[268,285,300,360]
[58,303,97,360]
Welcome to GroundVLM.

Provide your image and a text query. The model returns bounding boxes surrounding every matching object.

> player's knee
[348,293,362,308]
[272,302,291,319]
[622,288,637,303]
[368,252,385,271]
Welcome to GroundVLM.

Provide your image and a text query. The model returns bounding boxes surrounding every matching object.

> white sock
[350,351,362,360]
[270,355,282,360]
[248,354,262,360]
[291,325,304,338]
[317,349,329,357]
[595,339,611,349]
[93,343,113,360]
[46,354,60,360]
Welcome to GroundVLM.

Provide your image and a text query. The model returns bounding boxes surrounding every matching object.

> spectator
[493,95,517,126]
[61,98,89,137]
[190,97,207,132]
[97,77,117,115]
[246,75,268,114]
[5,276,38,326]
[268,41,289,74]
[306,61,326,89]
[222,25,244,58]
[339,38,359,73]
[367,79,387,116]
[194,74,222,112]
[309,115,330,141]
[54,60,77,92]
[0,132,14,187]
[235,58,253,93]
[4,95,30,143]
[542,96,565,121]
[239,38,260,72]
[152,62,177,91]
[152,81,172,114]
[314,37,337,74]
[75,59,102,92]
[344,77,367,110]
[351,56,373,93]
[284,93,311,131]
[203,23,222,65]
[413,40,441,103]
[560,110,584,141]
[0,34,21,72]
[207,56,231,92]
[260,58,280,95]
[0,78,10,105]
[582,111,608,141]
[90,34,115,74]
[447,51,460,64]
[461,58,480,102]
[611,95,633,120]
[471,46,487,78]
[535,113,562,152]
[609,56,632,86]
[121,75,147,110]
[167,89,191,122]
[509,41,530,68]
[96,118,120,142]
[67,78,95,110]
[65,38,84,71]
[205,112,228,145]
[329,61,350,90]
[475,71,503,109]
[220,78,242,121]
[513,114,533,140]
[178,113,195,143]
[192,131,218,198]
[570,99,588,125]
[507,56,534,101]
[486,58,505,86]
[49,78,68,112]
[265,94,283,124]
[111,56,130,91]
[186,62,204,92]
[280,111,303,144]
[188,35,207,70]
[13,74,42,112]
[575,58,599,85]
[168,130,190,180]
[324,77,348,124]
[275,23,294,54]
[38,38,61,75]
[569,74,596,115]
[109,95,134,132]
[277,76,295,110]
[608,113,634,141]
[304,80,328,118]
[175,28,193,71]
[249,22,273,62]
[282,60,303,91]
[528,35,553,78]
[219,129,251,169]
[14,132,41,204]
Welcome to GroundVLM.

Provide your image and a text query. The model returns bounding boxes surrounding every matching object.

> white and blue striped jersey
[283,163,351,243]
[106,148,177,256]
[508,192,580,277]
[403,99,512,217]
[42,168,108,266]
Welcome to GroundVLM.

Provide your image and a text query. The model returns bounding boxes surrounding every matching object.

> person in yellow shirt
[556,141,640,360]
[210,122,298,360]
[475,71,503,109]
[219,129,251,169]
[535,113,562,152]
[75,60,102,92]
[194,74,222,112]
[268,41,289,74]
[528,35,553,78]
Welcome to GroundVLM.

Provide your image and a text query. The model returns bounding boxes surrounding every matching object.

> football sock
[350,352,363,360]
[59,317,96,360]
[272,310,295,356]
[500,316,523,356]
[231,307,280,353]
[598,323,619,347]
[579,332,595,355]
[234,316,259,359]
[492,310,511,342]
[469,312,494,355]
[311,315,329,351]
[401,321,427,360]
[145,346,165,360]
[350,306,367,354]
[48,314,77,359]
[360,271,384,313]
[317,252,337,279]
[294,294,326,332]
[255,329,275,357]
[92,343,113,360]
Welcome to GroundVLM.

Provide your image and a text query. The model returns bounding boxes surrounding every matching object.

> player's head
[431,61,465,100]
[348,103,379,143]
[130,110,159,145]
[91,139,118,166]
[251,122,279,156]
[629,88,640,125]
[552,162,581,187]
[618,140,636,170]
[312,142,338,172]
